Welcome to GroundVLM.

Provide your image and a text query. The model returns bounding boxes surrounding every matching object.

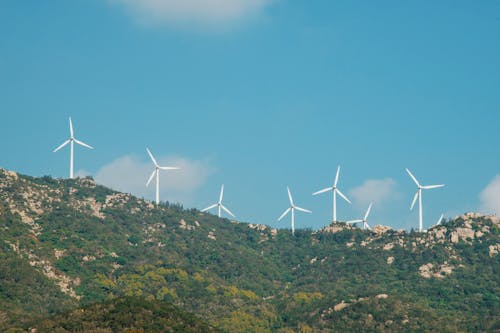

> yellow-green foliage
[223,285,260,301]
[94,273,116,291]
[156,286,177,301]
[292,292,324,305]
[218,311,272,333]
[158,268,189,282]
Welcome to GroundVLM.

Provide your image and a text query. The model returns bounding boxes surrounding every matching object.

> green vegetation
[0,170,498,332]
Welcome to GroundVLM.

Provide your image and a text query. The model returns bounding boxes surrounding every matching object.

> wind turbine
[313,165,351,223]
[201,184,235,218]
[406,168,445,232]
[346,203,373,230]
[146,148,179,205]
[53,117,93,179]
[278,186,311,236]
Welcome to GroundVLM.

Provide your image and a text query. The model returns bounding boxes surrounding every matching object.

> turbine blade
[219,184,224,203]
[405,168,421,187]
[146,169,156,186]
[365,223,371,230]
[346,219,363,224]
[278,207,291,221]
[422,184,445,190]
[312,187,332,195]
[201,203,218,212]
[146,148,158,167]
[221,204,235,217]
[74,139,94,149]
[410,191,419,210]
[69,117,73,138]
[159,166,179,170]
[334,165,341,187]
[295,206,312,214]
[53,140,70,152]
[364,203,373,220]
[436,214,444,225]
[336,189,352,204]
[287,186,294,206]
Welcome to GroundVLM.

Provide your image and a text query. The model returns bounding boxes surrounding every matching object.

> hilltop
[0,169,498,332]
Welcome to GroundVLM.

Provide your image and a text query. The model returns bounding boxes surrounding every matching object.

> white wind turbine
[53,117,93,179]
[346,203,373,230]
[278,186,311,236]
[146,148,179,205]
[406,168,445,232]
[313,165,351,223]
[201,184,235,218]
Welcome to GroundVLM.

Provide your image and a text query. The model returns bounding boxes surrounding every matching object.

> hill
[0,169,498,332]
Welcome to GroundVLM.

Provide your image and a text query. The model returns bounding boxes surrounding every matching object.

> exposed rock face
[383,243,394,251]
[450,228,475,243]
[179,219,196,231]
[372,225,392,235]
[489,244,499,257]
[419,262,458,279]
[321,223,353,234]
[333,301,350,312]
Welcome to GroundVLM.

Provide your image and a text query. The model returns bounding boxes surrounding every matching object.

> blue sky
[1,0,499,230]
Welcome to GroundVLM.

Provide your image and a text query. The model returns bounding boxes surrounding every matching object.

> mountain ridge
[0,168,498,332]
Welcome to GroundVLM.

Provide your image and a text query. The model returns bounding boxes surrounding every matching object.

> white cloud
[480,175,500,214]
[348,178,399,209]
[94,154,215,205]
[109,0,275,28]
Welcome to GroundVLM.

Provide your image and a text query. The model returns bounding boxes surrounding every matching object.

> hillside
[0,169,499,332]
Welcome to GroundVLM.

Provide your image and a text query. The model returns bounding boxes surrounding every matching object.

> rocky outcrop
[418,262,460,279]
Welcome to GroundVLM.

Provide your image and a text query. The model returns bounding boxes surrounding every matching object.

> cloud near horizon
[348,178,399,210]
[480,174,500,215]
[94,154,215,205]
[109,0,275,28]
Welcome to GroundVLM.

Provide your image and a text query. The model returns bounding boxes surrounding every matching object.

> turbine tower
[346,203,373,230]
[53,117,93,179]
[146,148,179,205]
[278,186,311,236]
[406,168,445,232]
[313,165,351,223]
[201,184,235,218]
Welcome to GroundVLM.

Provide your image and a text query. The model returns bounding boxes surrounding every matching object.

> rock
[82,255,96,262]
[334,301,350,312]
[383,243,394,251]
[450,232,459,243]
[54,249,65,259]
[375,294,389,299]
[419,263,434,279]
[419,262,456,279]
[489,244,499,257]
[208,231,216,241]
[372,225,392,235]
[387,256,394,265]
